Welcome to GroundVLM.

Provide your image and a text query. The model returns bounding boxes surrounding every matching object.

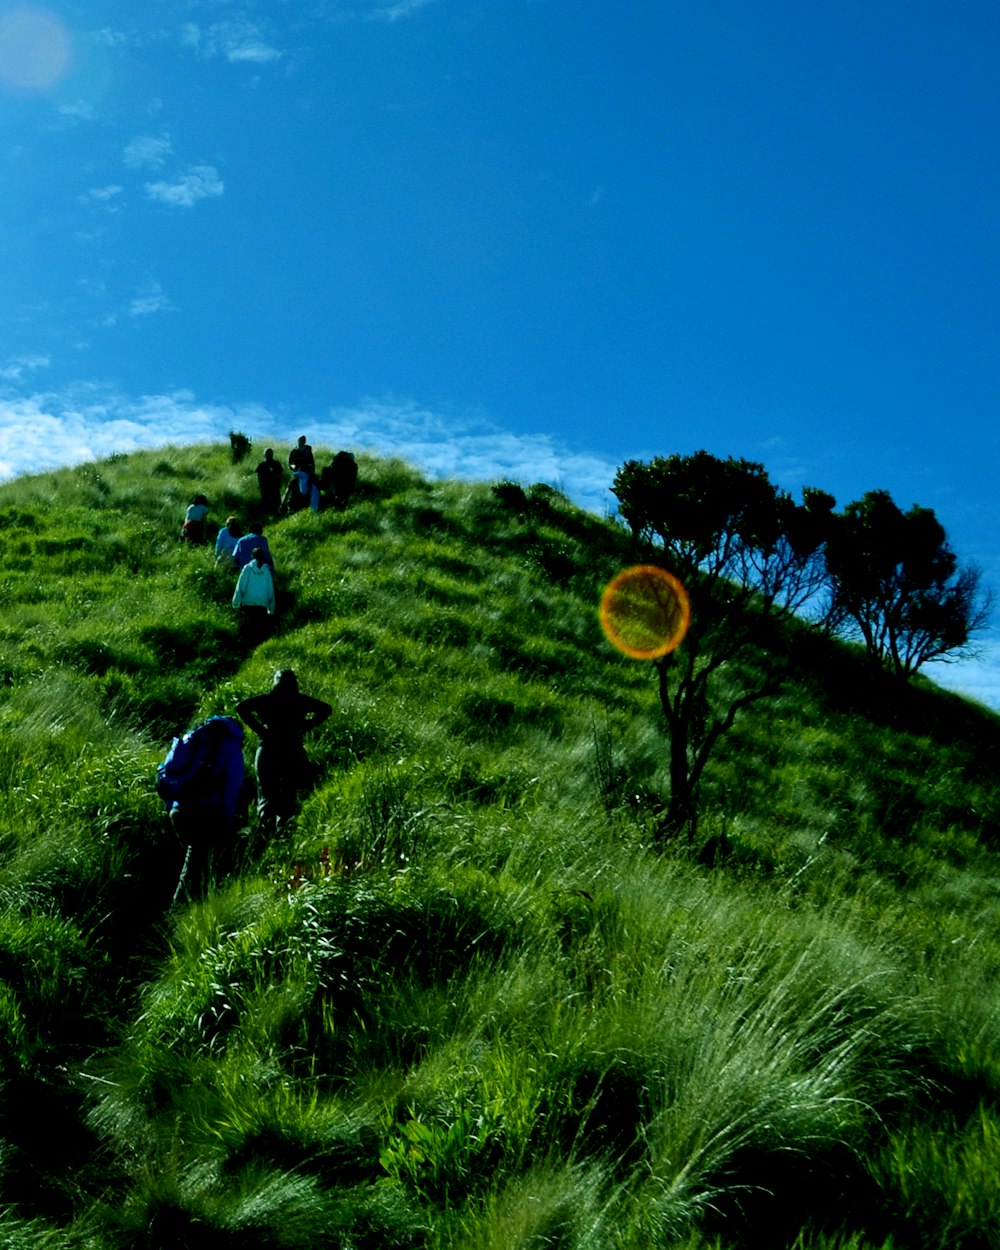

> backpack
[156,717,238,806]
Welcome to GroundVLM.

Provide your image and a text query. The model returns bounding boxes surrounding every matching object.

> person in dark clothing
[319,450,358,510]
[256,448,284,514]
[288,435,315,477]
[237,669,331,834]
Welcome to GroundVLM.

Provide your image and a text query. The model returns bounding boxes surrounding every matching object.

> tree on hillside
[824,489,991,680]
[612,452,835,834]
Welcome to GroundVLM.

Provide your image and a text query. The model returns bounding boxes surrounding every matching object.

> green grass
[0,440,996,1247]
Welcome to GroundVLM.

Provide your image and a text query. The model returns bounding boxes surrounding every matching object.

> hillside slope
[0,442,997,1249]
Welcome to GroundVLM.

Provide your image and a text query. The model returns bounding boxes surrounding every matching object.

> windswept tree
[612,452,835,833]
[824,490,991,680]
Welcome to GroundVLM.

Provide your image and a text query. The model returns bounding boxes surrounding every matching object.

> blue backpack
[156,716,239,806]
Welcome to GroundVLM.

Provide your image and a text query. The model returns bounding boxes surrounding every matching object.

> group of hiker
[214,517,277,643]
[180,436,358,641]
[166,435,350,901]
[178,437,358,536]
[259,437,358,516]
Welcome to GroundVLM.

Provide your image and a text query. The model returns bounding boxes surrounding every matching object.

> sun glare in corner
[0,6,72,94]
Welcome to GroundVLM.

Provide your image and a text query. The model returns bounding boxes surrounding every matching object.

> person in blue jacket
[232,522,275,571]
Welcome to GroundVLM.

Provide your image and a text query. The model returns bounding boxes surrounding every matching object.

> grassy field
[0,441,996,1248]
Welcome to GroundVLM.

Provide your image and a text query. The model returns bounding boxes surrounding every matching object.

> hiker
[288,435,315,477]
[182,494,209,544]
[237,669,331,835]
[156,716,246,902]
[280,466,318,515]
[256,448,284,514]
[215,515,243,565]
[319,450,358,510]
[280,474,305,515]
[233,523,274,571]
[232,547,276,644]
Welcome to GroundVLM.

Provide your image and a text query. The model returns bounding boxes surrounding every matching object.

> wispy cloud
[0,387,237,481]
[180,20,281,64]
[58,99,96,122]
[92,28,128,48]
[319,397,617,514]
[129,284,174,318]
[0,355,50,383]
[145,165,224,208]
[375,0,438,19]
[308,0,438,22]
[83,185,124,213]
[124,133,173,170]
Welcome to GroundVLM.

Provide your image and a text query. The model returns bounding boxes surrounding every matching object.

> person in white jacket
[232,547,275,644]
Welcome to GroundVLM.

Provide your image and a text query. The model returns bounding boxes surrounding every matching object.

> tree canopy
[612,453,992,832]
[612,452,833,832]
[824,489,991,679]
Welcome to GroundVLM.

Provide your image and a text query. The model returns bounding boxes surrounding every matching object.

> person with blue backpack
[156,715,246,902]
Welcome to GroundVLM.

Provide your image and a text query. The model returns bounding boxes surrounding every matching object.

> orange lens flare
[599,565,691,660]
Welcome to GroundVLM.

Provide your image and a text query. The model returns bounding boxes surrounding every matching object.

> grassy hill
[0,441,997,1249]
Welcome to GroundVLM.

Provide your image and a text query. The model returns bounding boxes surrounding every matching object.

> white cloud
[124,133,172,170]
[310,0,437,21]
[373,0,437,19]
[180,19,281,63]
[227,39,281,64]
[59,100,96,122]
[88,184,123,201]
[317,397,618,514]
[129,284,174,317]
[179,22,202,52]
[84,185,124,211]
[145,165,224,208]
[0,355,50,382]
[93,28,128,48]
[0,388,237,481]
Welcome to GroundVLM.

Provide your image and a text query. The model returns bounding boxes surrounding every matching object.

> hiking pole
[172,843,193,908]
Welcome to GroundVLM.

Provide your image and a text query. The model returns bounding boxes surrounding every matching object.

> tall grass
[0,442,996,1247]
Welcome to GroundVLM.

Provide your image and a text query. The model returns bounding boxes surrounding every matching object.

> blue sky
[1,0,998,706]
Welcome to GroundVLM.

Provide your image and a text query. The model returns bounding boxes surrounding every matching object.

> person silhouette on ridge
[256,448,284,514]
[288,435,315,477]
